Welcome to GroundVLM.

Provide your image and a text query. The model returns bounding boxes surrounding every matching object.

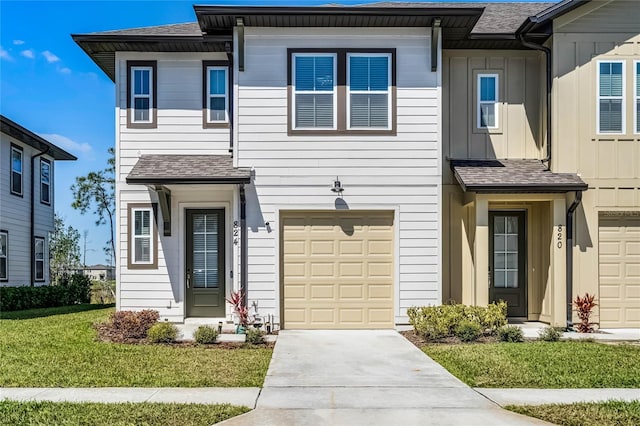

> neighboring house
[76,264,116,281]
[0,115,77,286]
[73,0,639,329]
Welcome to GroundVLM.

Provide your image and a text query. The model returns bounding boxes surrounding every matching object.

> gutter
[566,191,583,329]
[30,147,50,286]
[239,184,248,307]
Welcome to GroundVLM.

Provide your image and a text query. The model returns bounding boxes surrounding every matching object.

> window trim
[346,52,393,131]
[0,230,7,282]
[634,60,639,135]
[34,236,45,282]
[126,61,157,129]
[287,48,397,136]
[127,203,158,270]
[10,144,23,197]
[292,52,338,131]
[202,60,231,129]
[40,158,51,205]
[477,73,499,130]
[596,59,625,135]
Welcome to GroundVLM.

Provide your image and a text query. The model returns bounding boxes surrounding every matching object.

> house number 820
[557,225,563,249]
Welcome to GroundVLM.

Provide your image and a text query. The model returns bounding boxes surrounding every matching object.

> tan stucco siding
[555,0,640,34]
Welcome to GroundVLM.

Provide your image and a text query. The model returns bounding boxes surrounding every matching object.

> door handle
[186,268,191,288]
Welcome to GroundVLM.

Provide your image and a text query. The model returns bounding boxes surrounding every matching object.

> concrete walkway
[477,388,640,406]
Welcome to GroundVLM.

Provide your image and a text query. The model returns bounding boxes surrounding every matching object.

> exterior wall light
[331,177,344,193]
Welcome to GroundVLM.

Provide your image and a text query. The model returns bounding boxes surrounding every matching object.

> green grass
[0,305,272,387]
[507,400,640,426]
[0,400,249,426]
[423,341,640,388]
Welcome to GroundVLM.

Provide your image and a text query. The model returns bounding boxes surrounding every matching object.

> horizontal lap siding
[238,28,441,322]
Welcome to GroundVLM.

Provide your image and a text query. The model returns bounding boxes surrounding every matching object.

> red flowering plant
[573,293,597,333]
[226,290,251,328]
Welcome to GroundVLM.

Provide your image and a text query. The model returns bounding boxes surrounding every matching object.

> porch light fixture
[331,176,344,193]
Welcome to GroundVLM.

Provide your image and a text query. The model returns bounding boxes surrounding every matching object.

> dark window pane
[11,172,22,194]
[134,98,150,121]
[209,97,226,121]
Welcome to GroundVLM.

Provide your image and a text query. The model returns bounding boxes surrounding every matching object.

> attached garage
[281,211,395,329]
[598,213,640,328]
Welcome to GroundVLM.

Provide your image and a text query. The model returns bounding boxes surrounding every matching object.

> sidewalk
[476,388,640,406]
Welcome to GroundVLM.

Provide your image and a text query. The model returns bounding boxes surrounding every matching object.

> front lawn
[507,400,640,426]
[0,305,272,387]
[423,341,640,388]
[0,401,249,426]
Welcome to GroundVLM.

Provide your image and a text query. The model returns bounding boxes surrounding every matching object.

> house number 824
[233,221,240,246]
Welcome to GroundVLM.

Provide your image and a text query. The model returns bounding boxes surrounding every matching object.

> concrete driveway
[220,330,548,425]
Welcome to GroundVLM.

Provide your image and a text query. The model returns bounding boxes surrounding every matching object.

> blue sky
[0,0,549,265]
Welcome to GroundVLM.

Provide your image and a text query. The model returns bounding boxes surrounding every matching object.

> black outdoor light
[331,176,344,193]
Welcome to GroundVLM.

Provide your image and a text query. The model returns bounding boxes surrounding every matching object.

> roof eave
[0,115,77,161]
[464,183,589,194]
[125,177,251,185]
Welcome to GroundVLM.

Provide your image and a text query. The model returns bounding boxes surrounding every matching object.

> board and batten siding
[0,134,54,286]
[235,27,442,322]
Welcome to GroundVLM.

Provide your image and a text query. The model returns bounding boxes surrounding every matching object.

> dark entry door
[186,209,225,317]
[489,211,527,317]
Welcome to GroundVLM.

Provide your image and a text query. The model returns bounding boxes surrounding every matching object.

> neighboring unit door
[186,209,225,318]
[489,211,527,317]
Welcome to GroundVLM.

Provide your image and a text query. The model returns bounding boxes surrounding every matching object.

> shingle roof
[88,22,202,37]
[126,155,251,185]
[0,115,77,161]
[451,159,587,193]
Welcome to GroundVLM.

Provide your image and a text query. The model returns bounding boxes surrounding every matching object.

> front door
[186,209,225,317]
[489,211,527,317]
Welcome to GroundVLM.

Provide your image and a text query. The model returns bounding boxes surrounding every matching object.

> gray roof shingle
[451,159,587,193]
[88,22,202,37]
[126,155,251,185]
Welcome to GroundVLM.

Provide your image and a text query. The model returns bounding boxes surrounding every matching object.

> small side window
[127,61,157,128]
[597,61,624,134]
[477,74,499,129]
[207,67,228,123]
[41,159,51,205]
[128,204,158,269]
[34,237,45,282]
[10,145,23,196]
[0,231,7,281]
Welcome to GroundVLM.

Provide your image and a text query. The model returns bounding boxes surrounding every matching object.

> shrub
[95,309,159,342]
[0,274,91,311]
[194,325,219,344]
[147,322,178,343]
[574,293,597,333]
[245,327,265,345]
[538,326,562,342]
[498,325,524,343]
[455,320,483,342]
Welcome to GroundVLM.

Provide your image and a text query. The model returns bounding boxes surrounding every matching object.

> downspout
[518,33,552,168]
[30,147,50,286]
[565,191,582,329]
[239,184,248,307]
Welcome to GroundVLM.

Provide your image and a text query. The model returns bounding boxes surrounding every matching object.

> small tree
[49,215,81,284]
[71,148,115,260]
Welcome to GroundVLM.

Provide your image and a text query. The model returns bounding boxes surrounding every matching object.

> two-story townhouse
[0,115,77,286]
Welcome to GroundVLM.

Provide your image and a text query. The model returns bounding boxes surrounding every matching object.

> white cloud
[0,46,13,61]
[13,40,25,45]
[39,133,92,155]
[21,49,35,59]
[59,67,71,74]
[42,50,60,63]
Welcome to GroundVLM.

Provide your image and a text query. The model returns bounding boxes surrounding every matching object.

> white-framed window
[477,74,499,129]
[34,237,45,281]
[132,207,153,264]
[0,231,7,281]
[10,145,23,196]
[634,60,639,134]
[207,66,228,123]
[347,53,392,130]
[131,66,153,123]
[597,60,625,134]
[292,53,337,129]
[40,159,51,205]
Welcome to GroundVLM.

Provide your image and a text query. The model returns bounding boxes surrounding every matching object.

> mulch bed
[400,329,498,347]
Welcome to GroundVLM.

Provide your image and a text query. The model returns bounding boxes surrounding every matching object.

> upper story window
[348,53,392,130]
[40,159,51,205]
[128,203,157,269]
[203,62,230,128]
[127,61,157,128]
[477,74,499,129]
[10,145,23,196]
[635,61,639,134]
[288,49,396,136]
[597,61,624,134]
[0,231,7,281]
[293,53,337,129]
[34,237,45,282]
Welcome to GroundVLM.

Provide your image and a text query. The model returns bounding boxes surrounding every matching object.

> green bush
[455,320,483,342]
[498,325,524,342]
[407,301,507,340]
[538,326,562,342]
[147,322,178,343]
[193,325,219,344]
[245,327,265,345]
[0,274,91,311]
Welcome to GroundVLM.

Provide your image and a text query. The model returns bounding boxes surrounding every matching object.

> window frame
[477,73,499,130]
[634,60,639,135]
[346,52,393,131]
[287,48,397,136]
[0,230,7,282]
[202,61,231,129]
[40,158,51,205]
[10,144,23,197]
[291,52,338,131]
[34,236,45,282]
[126,61,157,129]
[596,59,625,135]
[127,203,158,270]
